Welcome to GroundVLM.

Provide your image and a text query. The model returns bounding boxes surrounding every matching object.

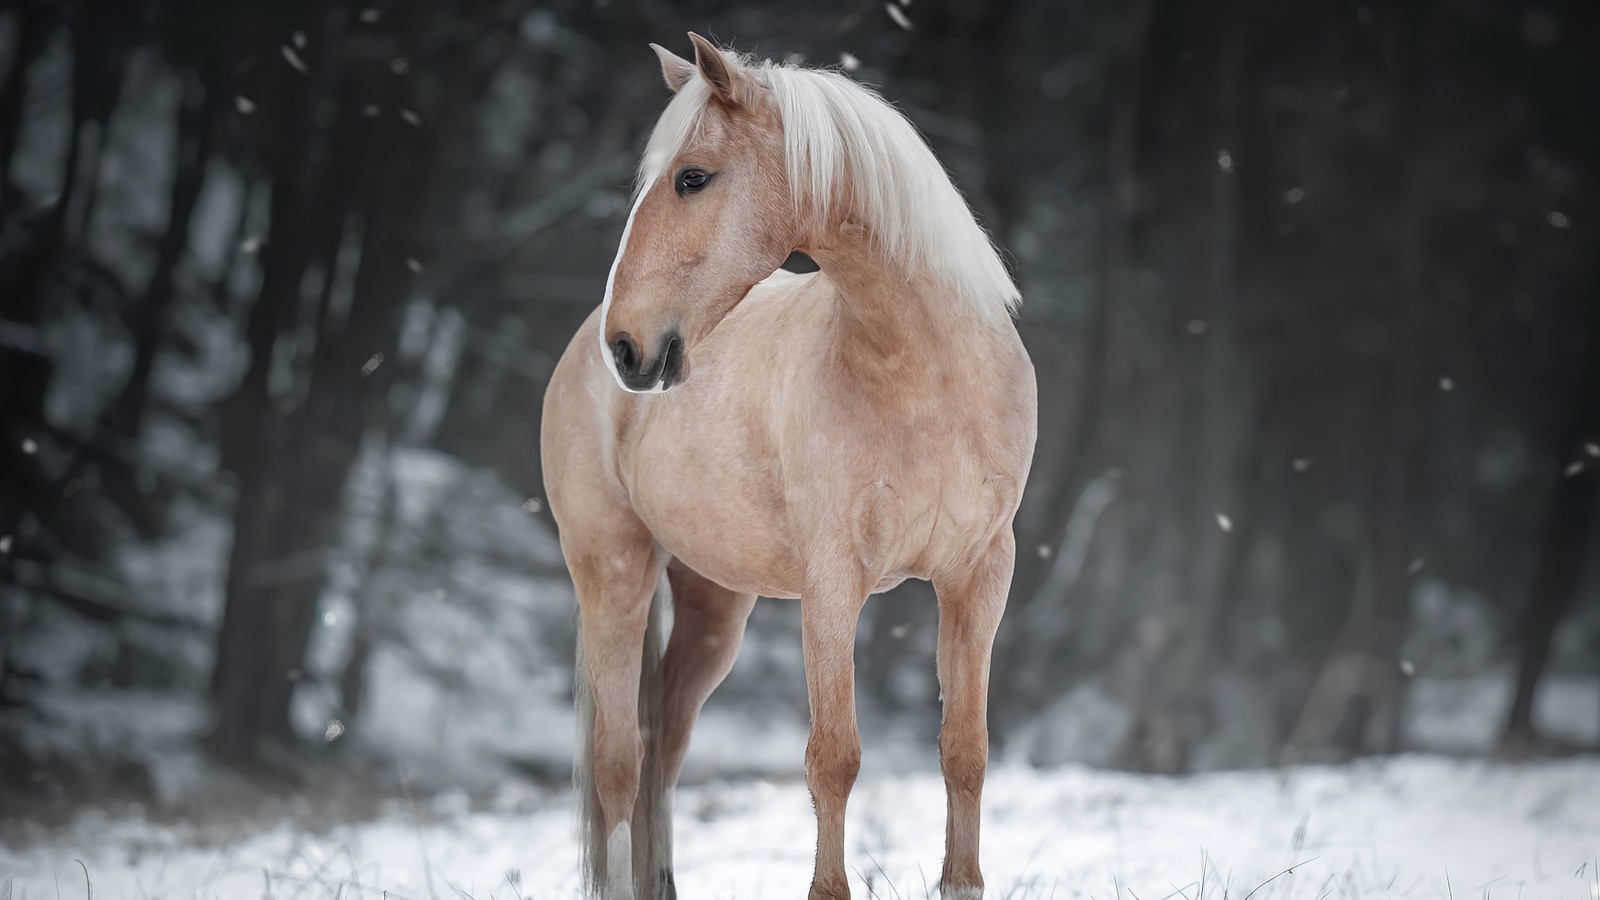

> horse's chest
[626,433,805,598]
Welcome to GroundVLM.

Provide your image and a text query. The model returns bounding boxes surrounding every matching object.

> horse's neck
[806,228,996,379]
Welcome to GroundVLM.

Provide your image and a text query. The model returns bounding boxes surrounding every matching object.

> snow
[2,755,1597,899]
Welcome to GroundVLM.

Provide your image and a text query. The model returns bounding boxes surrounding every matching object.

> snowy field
[3,755,1598,900]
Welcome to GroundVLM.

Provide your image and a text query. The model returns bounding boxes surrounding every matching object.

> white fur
[635,50,1020,319]
[605,822,634,900]
[597,192,657,393]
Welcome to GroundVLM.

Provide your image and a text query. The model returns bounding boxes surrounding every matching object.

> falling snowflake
[235,96,256,114]
[361,353,384,376]
[1565,461,1585,477]
[0,535,11,554]
[360,8,381,23]
[21,438,37,455]
[324,719,346,742]
[405,257,423,273]
[1548,211,1570,229]
[1407,557,1426,575]
[1399,659,1416,677]
[1585,442,1599,458]
[363,104,380,117]
[1037,543,1052,559]
[1187,319,1208,335]
[323,611,337,626]
[240,235,262,254]
[292,31,307,49]
[1356,7,1373,24]
[1292,457,1313,472]
[890,624,909,639]
[522,497,543,514]
[1216,149,1234,173]
[399,108,421,126]
[1438,376,1454,392]
[390,57,410,74]
[840,51,862,72]
[885,3,913,31]
[784,53,807,66]
[280,45,308,73]
[1215,512,1233,533]
[1283,187,1305,205]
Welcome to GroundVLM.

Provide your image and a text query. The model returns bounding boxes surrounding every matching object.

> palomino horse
[541,34,1036,900]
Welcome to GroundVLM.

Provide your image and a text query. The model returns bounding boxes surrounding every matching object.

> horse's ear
[687,32,753,108]
[651,43,695,93]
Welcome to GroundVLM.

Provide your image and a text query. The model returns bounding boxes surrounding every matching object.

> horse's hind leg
[567,518,664,900]
[660,563,757,787]
[932,533,1015,900]
[628,563,753,899]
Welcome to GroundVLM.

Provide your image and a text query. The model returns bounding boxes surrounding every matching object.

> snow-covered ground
[3,755,1598,899]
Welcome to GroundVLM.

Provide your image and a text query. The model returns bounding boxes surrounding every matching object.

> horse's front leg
[568,523,665,900]
[931,532,1015,900]
[801,561,870,900]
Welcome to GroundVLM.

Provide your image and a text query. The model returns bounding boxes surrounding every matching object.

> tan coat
[541,34,1037,900]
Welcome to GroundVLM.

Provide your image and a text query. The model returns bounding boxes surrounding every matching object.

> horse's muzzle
[611,330,687,392]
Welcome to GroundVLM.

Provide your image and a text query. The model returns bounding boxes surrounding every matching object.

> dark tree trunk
[209,3,513,763]
[208,6,342,759]
[1124,0,1247,773]
[991,0,1152,742]
[1503,279,1600,751]
[1290,3,1437,759]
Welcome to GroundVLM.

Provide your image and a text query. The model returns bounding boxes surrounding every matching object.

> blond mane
[636,50,1020,319]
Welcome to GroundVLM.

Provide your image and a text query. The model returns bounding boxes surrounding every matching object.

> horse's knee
[939,723,989,800]
[805,728,861,803]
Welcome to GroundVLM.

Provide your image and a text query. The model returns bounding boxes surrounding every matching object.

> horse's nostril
[612,335,639,374]
[660,334,685,388]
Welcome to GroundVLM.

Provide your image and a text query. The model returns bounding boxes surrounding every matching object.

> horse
[540,34,1037,900]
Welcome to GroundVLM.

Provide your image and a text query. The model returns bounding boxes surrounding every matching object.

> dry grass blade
[71,861,92,900]
[1241,859,1318,900]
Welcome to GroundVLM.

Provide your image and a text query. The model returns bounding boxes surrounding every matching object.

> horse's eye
[675,169,712,196]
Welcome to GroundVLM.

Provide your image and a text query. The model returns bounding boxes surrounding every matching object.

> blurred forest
[2,0,1598,817]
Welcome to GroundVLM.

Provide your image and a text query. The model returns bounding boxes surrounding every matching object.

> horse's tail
[633,574,675,899]
[576,574,675,900]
